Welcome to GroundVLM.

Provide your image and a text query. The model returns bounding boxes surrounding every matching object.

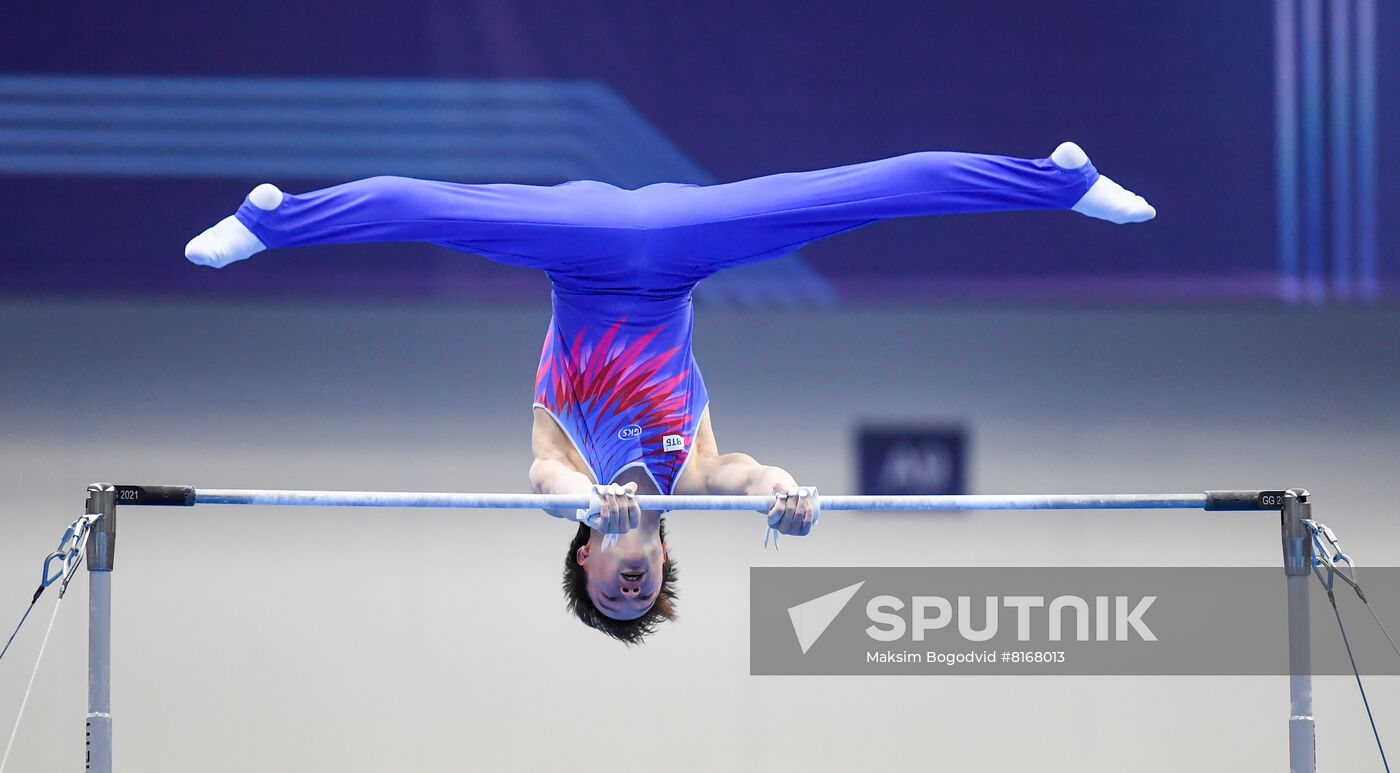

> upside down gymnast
[185,142,1154,643]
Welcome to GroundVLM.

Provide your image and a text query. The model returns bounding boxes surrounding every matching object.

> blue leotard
[234,152,1097,492]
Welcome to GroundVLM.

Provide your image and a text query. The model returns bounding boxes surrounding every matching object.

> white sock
[1050,142,1156,225]
[183,184,282,268]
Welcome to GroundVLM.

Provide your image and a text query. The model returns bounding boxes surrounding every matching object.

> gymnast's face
[575,526,667,621]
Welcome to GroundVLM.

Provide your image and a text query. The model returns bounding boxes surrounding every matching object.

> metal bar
[1282,490,1315,773]
[84,483,116,773]
[192,489,1210,512]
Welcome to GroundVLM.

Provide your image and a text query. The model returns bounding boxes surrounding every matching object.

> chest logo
[618,424,642,440]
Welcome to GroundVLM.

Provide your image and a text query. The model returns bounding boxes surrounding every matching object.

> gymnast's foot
[1050,142,1156,224]
[183,183,283,268]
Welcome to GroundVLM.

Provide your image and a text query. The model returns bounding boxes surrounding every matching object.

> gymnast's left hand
[764,481,820,537]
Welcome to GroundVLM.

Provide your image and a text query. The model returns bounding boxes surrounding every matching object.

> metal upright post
[1281,489,1314,773]
[85,484,116,773]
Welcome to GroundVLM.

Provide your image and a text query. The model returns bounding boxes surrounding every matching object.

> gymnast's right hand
[577,482,641,535]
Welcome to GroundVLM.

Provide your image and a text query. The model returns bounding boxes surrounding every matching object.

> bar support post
[85,483,116,773]
[1281,489,1314,773]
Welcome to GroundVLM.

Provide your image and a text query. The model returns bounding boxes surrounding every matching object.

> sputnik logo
[786,581,865,654]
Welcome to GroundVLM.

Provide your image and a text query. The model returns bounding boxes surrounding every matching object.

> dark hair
[562,519,678,645]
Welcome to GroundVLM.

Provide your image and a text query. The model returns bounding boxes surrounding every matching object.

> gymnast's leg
[184,176,638,270]
[639,142,1154,274]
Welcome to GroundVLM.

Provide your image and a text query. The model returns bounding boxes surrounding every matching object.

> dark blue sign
[858,427,967,496]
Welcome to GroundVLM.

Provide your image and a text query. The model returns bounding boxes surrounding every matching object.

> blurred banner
[857,426,967,496]
[0,1,1392,304]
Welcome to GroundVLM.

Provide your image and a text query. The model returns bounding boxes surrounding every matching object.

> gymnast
[185,142,1154,643]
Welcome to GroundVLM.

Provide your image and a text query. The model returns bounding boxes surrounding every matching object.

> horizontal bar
[115,484,194,507]
[187,488,1214,512]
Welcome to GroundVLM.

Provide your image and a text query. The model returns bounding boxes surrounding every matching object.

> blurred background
[1,2,1396,771]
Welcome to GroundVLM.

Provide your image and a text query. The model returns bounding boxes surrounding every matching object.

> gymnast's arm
[530,407,640,529]
[673,410,817,536]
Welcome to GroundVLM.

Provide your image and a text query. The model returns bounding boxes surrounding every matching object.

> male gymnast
[185,142,1154,643]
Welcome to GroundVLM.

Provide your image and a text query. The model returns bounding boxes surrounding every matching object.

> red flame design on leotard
[534,320,699,491]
